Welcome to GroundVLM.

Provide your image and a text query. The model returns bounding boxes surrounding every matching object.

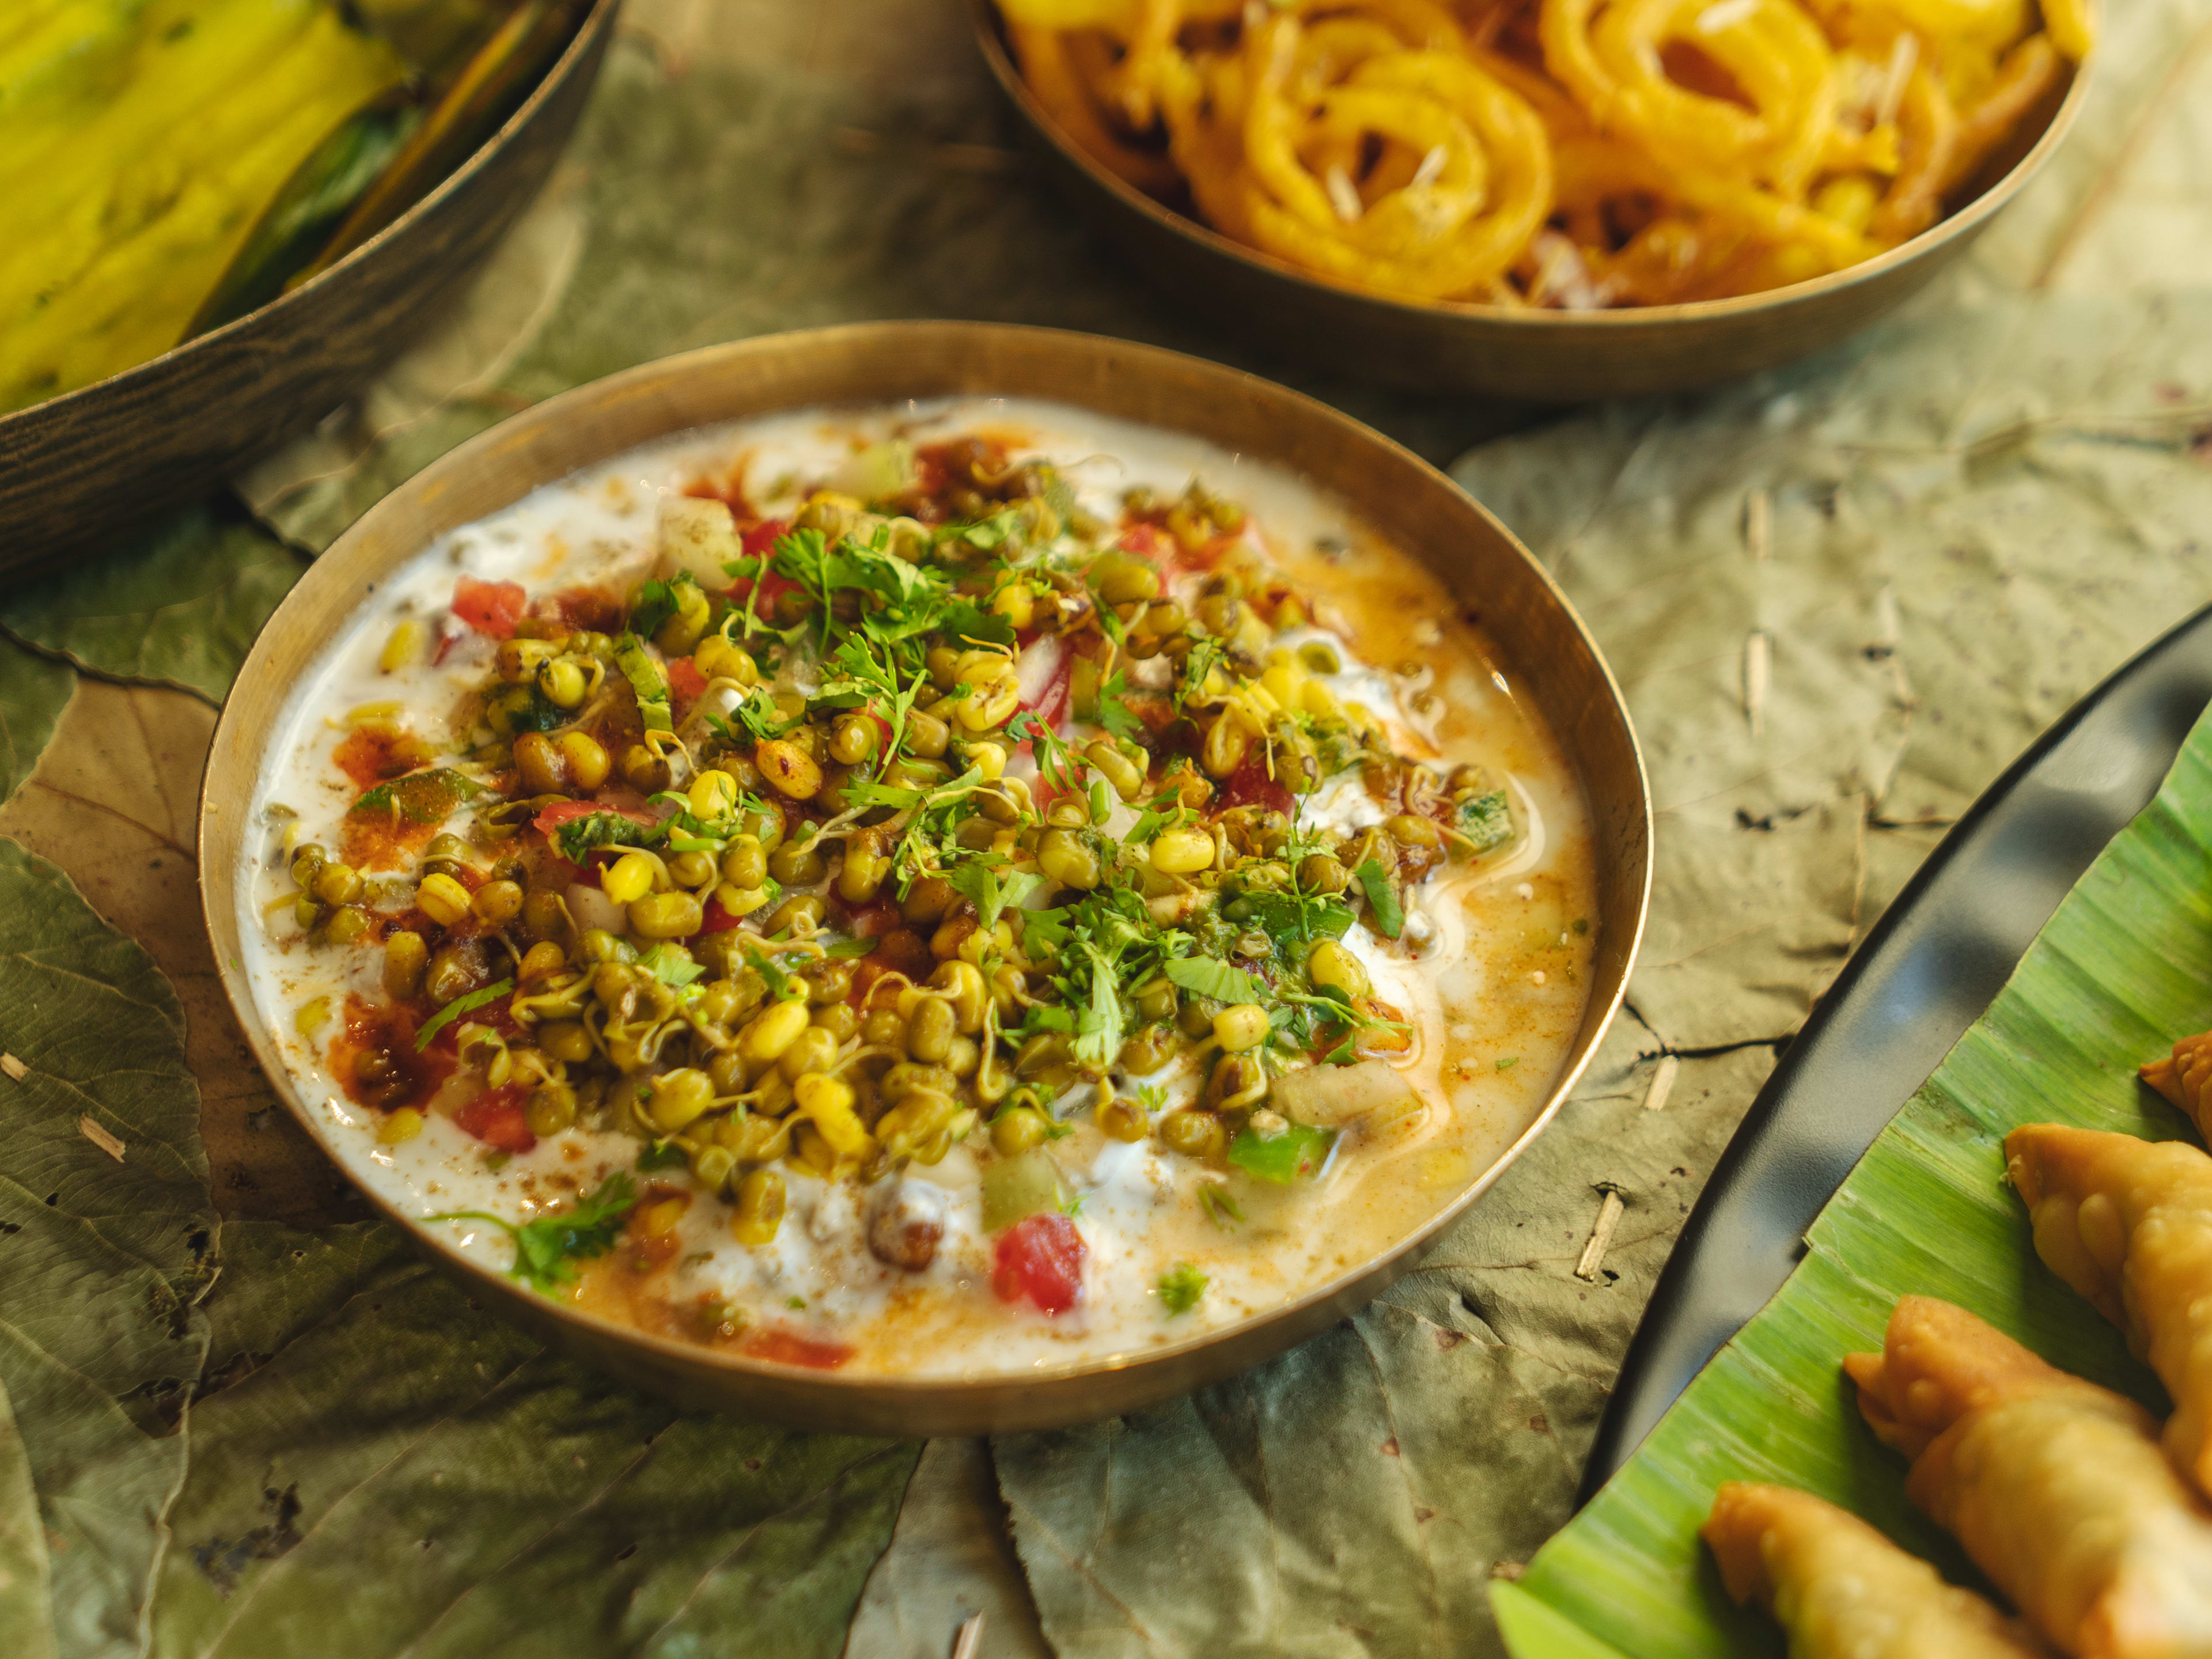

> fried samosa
[2141,1031,2212,1141]
[2006,1123,2212,1497]
[1702,1481,2046,1657]
[1846,1296,2212,1658]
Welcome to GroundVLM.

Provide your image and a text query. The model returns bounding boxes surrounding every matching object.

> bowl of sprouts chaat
[202,323,1649,1431]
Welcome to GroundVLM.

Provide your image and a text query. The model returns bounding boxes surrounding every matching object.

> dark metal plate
[1580,604,2212,1501]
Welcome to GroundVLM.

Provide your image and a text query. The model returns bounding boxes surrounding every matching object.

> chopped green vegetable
[413,978,513,1051]
[424,1171,639,1294]
[1226,1120,1334,1184]
[1156,1263,1208,1315]
[981,1148,1065,1233]
[1453,789,1514,854]
[613,634,671,732]
[635,1140,689,1172]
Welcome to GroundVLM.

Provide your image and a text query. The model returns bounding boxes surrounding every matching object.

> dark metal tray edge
[1580,603,2212,1500]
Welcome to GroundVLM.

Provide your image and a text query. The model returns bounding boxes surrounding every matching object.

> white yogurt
[238,397,1600,1376]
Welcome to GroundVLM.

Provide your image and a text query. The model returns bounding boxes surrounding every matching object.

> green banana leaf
[1496,692,2212,1653]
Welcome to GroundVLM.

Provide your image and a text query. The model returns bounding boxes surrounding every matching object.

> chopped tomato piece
[452,576,527,639]
[1116,522,1168,560]
[454,1083,535,1153]
[1218,752,1293,816]
[698,895,743,935]
[742,1328,855,1369]
[667,656,707,704]
[993,1213,1086,1315]
[739,516,790,557]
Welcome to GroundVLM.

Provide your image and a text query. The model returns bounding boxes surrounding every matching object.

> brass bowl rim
[0,0,620,437]
[968,0,2094,331]
[200,319,1652,1404]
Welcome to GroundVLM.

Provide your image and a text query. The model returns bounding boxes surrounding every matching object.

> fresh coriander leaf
[1227,1121,1334,1184]
[1321,1036,1359,1066]
[1355,859,1404,939]
[1018,907,1071,955]
[629,574,698,642]
[1232,888,1356,945]
[552,809,664,863]
[950,861,1043,930]
[744,945,804,1002]
[823,937,878,959]
[1163,955,1268,1007]
[423,1171,639,1294]
[1156,1263,1207,1315]
[1173,635,1224,711]
[414,979,514,1051]
[637,1139,690,1172]
[637,944,704,988]
[935,600,1015,650]
[506,688,567,734]
[1094,673,1143,742]
[1495,1055,1519,1071]
[1073,943,1125,1071]
[1136,1084,1168,1112]
[1198,1184,1244,1229]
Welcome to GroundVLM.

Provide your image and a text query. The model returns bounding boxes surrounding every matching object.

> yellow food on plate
[2143,1028,2212,1142]
[2007,1123,2212,1503]
[0,0,404,414]
[1847,1295,2212,1659]
[1702,1482,2045,1658]
[994,0,2091,306]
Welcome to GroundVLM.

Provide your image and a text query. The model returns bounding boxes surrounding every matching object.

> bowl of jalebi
[0,0,618,579]
[972,0,2092,398]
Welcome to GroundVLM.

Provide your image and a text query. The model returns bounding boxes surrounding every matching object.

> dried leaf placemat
[0,0,2207,1653]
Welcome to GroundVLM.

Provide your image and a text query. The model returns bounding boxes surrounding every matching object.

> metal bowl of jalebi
[972,0,2091,400]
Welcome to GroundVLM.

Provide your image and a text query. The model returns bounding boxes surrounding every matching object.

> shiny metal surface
[0,0,619,579]
[969,0,2089,400]
[200,322,1652,1433]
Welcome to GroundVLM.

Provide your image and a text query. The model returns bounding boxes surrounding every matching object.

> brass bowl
[0,0,621,583]
[199,322,1653,1434]
[970,0,2090,400]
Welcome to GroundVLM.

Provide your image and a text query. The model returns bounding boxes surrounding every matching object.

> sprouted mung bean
[240,398,1598,1376]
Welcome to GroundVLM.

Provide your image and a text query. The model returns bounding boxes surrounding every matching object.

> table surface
[2,2,2211,1654]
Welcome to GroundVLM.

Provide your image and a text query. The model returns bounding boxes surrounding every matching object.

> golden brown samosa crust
[1849,1296,2212,1659]
[2142,1031,2212,1142]
[2006,1122,2212,1499]
[1702,1482,2047,1657]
